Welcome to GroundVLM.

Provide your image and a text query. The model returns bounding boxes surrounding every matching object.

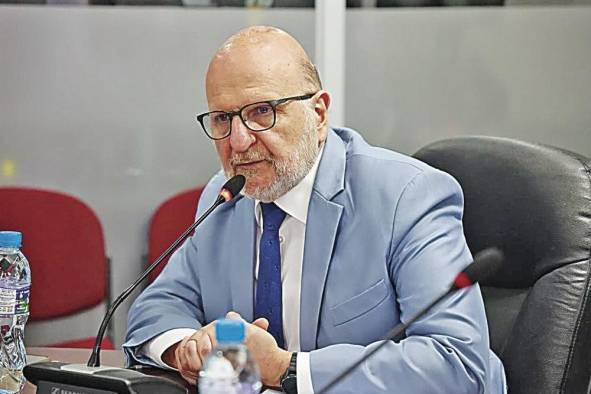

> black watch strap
[280,352,298,394]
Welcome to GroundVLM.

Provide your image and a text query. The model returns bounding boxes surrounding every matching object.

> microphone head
[219,175,246,202]
[454,247,504,289]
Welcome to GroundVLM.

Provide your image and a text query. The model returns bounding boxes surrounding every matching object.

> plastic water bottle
[198,319,262,394]
[0,231,31,394]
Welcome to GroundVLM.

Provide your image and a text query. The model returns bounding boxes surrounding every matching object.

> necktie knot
[261,202,286,232]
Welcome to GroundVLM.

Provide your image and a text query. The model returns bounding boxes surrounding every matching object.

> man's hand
[161,321,217,385]
[226,311,292,387]
[161,312,291,387]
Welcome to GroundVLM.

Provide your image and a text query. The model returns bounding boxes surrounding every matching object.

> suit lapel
[299,130,346,351]
[229,197,256,321]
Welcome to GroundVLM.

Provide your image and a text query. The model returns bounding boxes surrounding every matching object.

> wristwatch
[280,352,298,394]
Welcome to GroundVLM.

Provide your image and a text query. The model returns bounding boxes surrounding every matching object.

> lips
[235,160,265,167]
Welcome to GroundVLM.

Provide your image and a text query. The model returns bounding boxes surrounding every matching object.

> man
[124,26,506,393]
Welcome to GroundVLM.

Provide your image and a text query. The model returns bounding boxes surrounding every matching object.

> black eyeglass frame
[196,92,317,140]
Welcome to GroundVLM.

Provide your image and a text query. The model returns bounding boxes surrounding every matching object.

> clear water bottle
[198,319,261,394]
[0,231,31,394]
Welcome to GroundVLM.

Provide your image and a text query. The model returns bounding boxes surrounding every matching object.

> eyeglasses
[196,93,316,140]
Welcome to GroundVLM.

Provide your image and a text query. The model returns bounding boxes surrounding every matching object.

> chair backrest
[413,136,591,394]
[147,187,203,282]
[0,187,108,321]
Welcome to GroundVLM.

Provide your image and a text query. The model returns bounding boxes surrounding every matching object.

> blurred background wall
[0,5,589,346]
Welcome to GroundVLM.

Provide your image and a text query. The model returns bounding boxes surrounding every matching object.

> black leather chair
[413,136,591,394]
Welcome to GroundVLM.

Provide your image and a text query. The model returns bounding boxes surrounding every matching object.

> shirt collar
[255,144,325,226]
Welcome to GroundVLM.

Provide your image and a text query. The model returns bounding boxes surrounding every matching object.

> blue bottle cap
[0,231,22,248]
[215,319,245,345]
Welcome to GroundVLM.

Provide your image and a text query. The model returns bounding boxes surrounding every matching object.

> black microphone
[24,175,246,394]
[316,247,504,394]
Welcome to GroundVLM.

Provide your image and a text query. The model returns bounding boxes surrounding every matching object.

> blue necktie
[255,202,286,349]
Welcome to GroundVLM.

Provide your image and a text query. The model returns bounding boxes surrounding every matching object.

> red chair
[147,187,204,282]
[0,187,113,349]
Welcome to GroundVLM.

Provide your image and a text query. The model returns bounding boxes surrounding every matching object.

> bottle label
[15,288,29,314]
[0,287,30,316]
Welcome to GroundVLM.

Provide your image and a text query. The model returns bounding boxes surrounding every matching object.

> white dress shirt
[140,147,324,393]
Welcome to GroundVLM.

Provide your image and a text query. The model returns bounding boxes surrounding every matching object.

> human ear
[313,90,331,142]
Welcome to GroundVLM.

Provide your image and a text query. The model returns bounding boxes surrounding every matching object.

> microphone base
[24,361,188,394]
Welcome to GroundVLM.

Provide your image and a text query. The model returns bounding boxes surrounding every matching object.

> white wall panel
[345,7,591,155]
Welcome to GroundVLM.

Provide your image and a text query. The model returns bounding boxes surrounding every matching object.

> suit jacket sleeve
[309,169,491,394]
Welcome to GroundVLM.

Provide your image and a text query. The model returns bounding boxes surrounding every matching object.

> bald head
[206,26,321,102]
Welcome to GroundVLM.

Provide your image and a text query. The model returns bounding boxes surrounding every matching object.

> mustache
[229,150,273,167]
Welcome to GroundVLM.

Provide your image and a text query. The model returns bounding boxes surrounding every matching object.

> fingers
[170,322,222,385]
[252,317,269,330]
[197,332,213,361]
[174,336,189,372]
[226,311,243,320]
[225,310,268,330]
[186,338,202,369]
[176,333,203,376]
[225,310,269,331]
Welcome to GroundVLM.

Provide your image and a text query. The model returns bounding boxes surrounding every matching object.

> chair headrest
[414,136,591,288]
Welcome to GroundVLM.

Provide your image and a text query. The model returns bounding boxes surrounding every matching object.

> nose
[229,115,255,153]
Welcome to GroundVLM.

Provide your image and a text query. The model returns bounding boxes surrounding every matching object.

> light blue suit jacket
[124,127,506,393]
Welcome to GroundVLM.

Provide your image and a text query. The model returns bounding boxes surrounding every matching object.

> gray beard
[223,110,320,203]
